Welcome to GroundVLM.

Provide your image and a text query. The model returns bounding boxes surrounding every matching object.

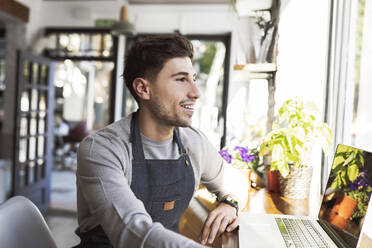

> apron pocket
[150,197,183,228]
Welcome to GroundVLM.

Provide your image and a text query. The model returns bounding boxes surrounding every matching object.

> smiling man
[74,35,248,248]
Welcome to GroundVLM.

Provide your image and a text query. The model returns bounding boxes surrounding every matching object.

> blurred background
[0,0,371,246]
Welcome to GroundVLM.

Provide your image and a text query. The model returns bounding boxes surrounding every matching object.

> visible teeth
[182,105,193,109]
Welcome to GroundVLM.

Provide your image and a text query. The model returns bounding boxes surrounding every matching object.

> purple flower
[234,146,255,164]
[349,169,370,191]
[234,146,249,154]
[219,149,232,163]
[244,154,255,163]
[349,182,358,191]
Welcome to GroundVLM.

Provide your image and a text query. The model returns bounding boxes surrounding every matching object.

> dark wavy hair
[123,34,194,102]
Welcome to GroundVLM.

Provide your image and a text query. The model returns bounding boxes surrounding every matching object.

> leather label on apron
[163,201,175,211]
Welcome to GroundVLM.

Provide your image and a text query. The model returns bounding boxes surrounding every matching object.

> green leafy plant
[330,146,372,218]
[259,97,333,177]
[330,146,364,190]
[345,185,372,219]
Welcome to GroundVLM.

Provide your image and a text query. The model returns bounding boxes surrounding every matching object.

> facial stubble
[148,94,192,128]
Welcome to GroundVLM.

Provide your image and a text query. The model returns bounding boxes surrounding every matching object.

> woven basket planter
[279,167,313,199]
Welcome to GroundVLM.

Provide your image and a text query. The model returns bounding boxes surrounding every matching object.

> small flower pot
[266,170,280,193]
[327,210,348,229]
[331,194,358,220]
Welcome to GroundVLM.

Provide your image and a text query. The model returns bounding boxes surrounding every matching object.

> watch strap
[220,196,239,216]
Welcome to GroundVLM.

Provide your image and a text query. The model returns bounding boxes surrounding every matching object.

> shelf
[233,63,277,73]
[0,0,29,23]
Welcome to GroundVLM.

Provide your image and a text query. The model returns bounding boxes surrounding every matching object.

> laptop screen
[318,144,372,247]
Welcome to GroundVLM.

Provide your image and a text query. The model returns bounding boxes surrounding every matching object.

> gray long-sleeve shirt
[76,113,248,247]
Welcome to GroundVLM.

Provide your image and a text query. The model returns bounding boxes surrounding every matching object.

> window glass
[349,0,372,151]
[191,40,226,147]
[54,60,114,131]
[226,76,268,148]
[46,32,114,58]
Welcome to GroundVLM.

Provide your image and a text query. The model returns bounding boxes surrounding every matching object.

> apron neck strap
[130,111,146,161]
[173,127,187,155]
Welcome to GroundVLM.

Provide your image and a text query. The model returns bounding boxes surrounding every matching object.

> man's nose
[189,81,201,99]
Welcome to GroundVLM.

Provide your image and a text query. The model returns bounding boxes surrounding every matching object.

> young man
[75,34,247,247]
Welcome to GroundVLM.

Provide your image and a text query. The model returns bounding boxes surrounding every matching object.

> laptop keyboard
[275,218,330,248]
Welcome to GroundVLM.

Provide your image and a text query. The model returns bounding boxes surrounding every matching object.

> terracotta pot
[266,170,280,193]
[327,194,357,229]
[328,210,348,229]
[331,194,358,219]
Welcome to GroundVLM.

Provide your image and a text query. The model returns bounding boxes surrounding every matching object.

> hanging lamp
[111,5,136,36]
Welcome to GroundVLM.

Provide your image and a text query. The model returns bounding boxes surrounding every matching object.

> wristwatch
[220,196,239,216]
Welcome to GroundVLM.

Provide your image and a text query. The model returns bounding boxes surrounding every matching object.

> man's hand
[199,202,239,245]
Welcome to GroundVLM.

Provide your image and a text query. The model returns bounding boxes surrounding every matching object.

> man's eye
[176,77,187,82]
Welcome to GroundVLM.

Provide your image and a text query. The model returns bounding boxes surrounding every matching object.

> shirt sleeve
[198,132,248,211]
[77,135,206,248]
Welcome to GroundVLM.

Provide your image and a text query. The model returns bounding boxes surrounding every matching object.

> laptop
[239,144,372,248]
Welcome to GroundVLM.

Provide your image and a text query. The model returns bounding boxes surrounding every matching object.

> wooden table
[180,187,312,247]
[181,187,372,247]
[221,187,312,248]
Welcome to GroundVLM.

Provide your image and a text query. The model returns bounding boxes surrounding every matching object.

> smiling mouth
[181,105,194,110]
[180,103,195,112]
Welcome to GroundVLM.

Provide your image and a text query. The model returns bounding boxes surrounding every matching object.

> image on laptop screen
[318,144,372,246]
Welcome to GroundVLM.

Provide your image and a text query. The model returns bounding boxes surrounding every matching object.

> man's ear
[132,78,150,100]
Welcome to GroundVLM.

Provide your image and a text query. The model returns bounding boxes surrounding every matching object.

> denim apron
[75,112,195,247]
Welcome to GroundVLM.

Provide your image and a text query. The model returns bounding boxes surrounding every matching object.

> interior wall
[17,0,41,46]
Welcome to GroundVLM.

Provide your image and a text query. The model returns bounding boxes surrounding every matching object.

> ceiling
[41,0,272,12]
[128,0,229,3]
[42,0,229,2]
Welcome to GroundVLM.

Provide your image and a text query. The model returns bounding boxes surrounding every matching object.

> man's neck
[137,109,174,141]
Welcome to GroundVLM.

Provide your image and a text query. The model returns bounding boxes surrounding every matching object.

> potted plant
[219,142,264,189]
[327,146,372,226]
[259,97,333,198]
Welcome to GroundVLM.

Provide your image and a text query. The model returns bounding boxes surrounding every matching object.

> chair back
[63,121,89,143]
[0,196,57,248]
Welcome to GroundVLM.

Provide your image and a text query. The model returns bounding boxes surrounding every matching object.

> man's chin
[174,118,192,128]
[159,113,193,127]
[176,121,191,128]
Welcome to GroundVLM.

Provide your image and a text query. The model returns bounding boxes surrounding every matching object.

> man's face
[147,56,200,127]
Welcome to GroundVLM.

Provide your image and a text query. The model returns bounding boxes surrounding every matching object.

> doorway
[42,27,117,213]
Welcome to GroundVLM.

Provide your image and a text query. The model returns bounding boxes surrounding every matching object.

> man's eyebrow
[171,72,197,77]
